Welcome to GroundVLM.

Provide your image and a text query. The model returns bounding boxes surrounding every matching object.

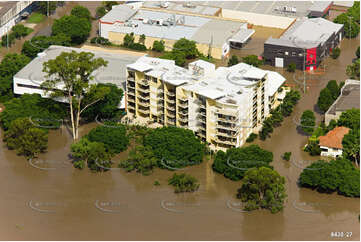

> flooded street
[0,2,359,240]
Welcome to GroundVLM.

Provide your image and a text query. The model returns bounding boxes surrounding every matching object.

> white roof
[265,71,286,96]
[229,28,255,44]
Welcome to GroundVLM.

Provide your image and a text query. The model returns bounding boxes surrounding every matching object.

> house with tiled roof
[319,126,350,158]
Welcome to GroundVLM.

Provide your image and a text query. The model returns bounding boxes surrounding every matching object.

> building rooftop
[0,1,17,18]
[308,1,332,12]
[265,17,343,48]
[128,57,285,106]
[100,4,137,23]
[101,7,246,47]
[326,79,360,115]
[14,45,142,108]
[319,126,350,149]
[142,1,221,16]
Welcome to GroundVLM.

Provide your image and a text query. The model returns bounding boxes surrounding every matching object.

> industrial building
[13,45,141,108]
[126,56,286,149]
[307,1,333,18]
[99,5,255,59]
[264,17,344,70]
[325,79,360,125]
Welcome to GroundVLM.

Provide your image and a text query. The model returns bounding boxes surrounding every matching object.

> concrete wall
[106,30,224,59]
[320,146,343,158]
[221,9,295,29]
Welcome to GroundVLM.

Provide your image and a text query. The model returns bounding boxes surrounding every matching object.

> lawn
[27,12,45,24]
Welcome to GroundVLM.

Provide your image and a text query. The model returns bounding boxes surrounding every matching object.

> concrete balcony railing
[167,99,176,105]
[138,102,150,108]
[217,116,238,123]
[138,109,150,114]
[138,95,150,101]
[216,124,238,131]
[166,105,175,111]
[178,109,188,115]
[215,138,236,146]
[167,91,176,97]
[216,130,237,138]
[178,102,188,108]
[178,117,188,123]
[140,79,149,86]
[216,109,238,117]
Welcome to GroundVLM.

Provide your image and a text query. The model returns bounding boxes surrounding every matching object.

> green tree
[71,5,92,21]
[36,1,58,15]
[3,117,48,159]
[52,15,91,45]
[95,6,106,19]
[168,173,200,193]
[86,124,129,154]
[70,137,111,171]
[331,47,341,59]
[41,51,108,139]
[103,1,118,11]
[347,1,360,23]
[81,83,123,121]
[338,108,360,130]
[0,53,31,101]
[143,126,206,169]
[237,167,287,213]
[342,128,360,166]
[160,51,186,67]
[228,55,239,66]
[139,34,146,44]
[299,158,359,197]
[356,46,360,59]
[152,40,165,52]
[300,110,316,135]
[282,152,292,161]
[22,34,71,59]
[346,59,360,79]
[326,80,340,100]
[172,38,200,59]
[119,145,157,175]
[242,55,264,67]
[123,32,135,47]
[11,24,32,39]
[334,13,359,38]
[212,144,273,181]
[287,62,296,72]
[317,88,334,112]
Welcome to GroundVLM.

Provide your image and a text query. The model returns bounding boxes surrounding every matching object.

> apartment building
[126,56,285,149]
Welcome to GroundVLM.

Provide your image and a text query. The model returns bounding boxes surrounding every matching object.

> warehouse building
[307,1,333,18]
[325,79,360,125]
[13,45,141,108]
[126,56,286,149]
[99,5,255,59]
[264,17,343,70]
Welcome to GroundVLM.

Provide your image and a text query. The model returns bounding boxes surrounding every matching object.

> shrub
[152,40,165,52]
[331,47,341,59]
[228,55,239,67]
[246,133,257,143]
[287,63,296,72]
[168,173,200,193]
[90,36,111,46]
[242,55,264,67]
[282,152,291,161]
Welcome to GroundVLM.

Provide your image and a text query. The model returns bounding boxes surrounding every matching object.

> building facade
[126,56,286,149]
[319,126,350,158]
[264,17,344,70]
[0,1,34,37]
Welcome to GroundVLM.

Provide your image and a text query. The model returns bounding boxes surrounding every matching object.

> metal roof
[100,4,137,23]
[308,1,333,12]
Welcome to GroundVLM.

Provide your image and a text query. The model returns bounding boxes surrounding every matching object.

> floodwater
[0,2,359,240]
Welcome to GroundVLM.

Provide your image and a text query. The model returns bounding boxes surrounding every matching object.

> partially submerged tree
[41,51,109,140]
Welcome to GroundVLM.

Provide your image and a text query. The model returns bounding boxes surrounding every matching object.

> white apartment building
[126,56,286,149]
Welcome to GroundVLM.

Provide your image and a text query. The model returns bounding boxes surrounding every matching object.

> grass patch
[27,13,45,24]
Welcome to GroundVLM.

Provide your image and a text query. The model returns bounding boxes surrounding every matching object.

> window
[145,75,151,81]
[152,77,157,83]
[291,52,296,56]
[285,51,289,55]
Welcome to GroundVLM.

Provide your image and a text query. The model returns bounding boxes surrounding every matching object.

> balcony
[178,102,188,108]
[215,138,236,146]
[178,117,188,123]
[178,109,188,115]
[166,105,175,111]
[167,99,176,105]
[216,130,237,138]
[127,77,135,82]
[216,123,238,131]
[197,132,206,138]
[216,109,238,117]
[128,105,135,110]
[138,102,150,108]
[127,95,135,101]
[140,79,149,86]
[167,91,176,97]
[138,94,150,100]
[179,96,188,102]
[138,85,150,92]
[167,112,176,118]
[138,109,150,114]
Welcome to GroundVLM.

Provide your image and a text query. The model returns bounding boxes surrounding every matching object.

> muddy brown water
[0,2,359,239]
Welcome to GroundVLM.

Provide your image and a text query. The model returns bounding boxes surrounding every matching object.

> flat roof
[326,80,360,115]
[308,1,333,12]
[142,1,221,16]
[101,7,244,47]
[229,28,255,44]
[100,4,137,23]
[265,17,343,48]
[15,45,142,88]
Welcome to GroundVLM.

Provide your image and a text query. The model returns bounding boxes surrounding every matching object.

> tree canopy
[299,158,360,197]
[52,15,91,45]
[212,144,273,181]
[317,80,343,112]
[242,55,264,67]
[143,126,206,169]
[3,117,48,159]
[334,12,359,38]
[237,167,287,213]
[71,5,92,21]
[338,108,360,130]
[86,124,129,154]
[168,173,200,193]
[41,51,108,139]
[300,110,316,135]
